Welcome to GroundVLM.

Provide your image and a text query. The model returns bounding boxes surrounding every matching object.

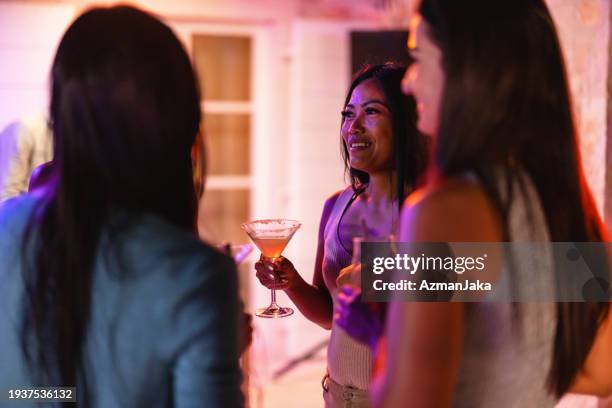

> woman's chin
[417,119,437,138]
[350,162,370,174]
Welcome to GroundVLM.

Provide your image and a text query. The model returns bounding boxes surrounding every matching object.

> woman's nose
[348,112,365,134]
[401,65,416,96]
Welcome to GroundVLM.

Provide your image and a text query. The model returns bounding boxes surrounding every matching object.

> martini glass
[241,219,301,318]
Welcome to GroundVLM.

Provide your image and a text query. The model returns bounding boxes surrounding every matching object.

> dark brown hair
[20,5,201,404]
[419,0,609,396]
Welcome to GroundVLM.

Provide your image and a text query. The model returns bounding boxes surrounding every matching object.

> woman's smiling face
[402,14,445,138]
[341,78,394,174]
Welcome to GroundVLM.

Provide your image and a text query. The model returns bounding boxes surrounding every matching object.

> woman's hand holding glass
[335,285,384,350]
[335,235,366,289]
[336,263,361,289]
[334,235,386,349]
[255,255,301,291]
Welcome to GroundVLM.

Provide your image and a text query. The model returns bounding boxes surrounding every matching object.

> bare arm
[370,180,503,408]
[282,193,338,329]
[570,305,612,397]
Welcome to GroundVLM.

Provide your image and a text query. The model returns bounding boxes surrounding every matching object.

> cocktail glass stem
[266,256,280,311]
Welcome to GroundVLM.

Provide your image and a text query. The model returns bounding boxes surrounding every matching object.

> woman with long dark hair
[254,63,427,407]
[0,6,243,407]
[363,0,609,406]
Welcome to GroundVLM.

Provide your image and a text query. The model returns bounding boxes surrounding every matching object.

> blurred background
[0,0,610,406]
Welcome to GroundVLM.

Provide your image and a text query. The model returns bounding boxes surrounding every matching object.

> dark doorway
[350,30,411,75]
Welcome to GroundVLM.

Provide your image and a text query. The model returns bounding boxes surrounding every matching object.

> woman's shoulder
[108,214,236,283]
[400,176,502,242]
[0,193,40,218]
[407,176,488,207]
[321,186,355,226]
[100,216,238,330]
[101,217,240,366]
[324,186,358,212]
[0,194,41,239]
[325,186,354,206]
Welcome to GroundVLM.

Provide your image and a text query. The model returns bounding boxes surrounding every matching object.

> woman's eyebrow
[363,99,390,108]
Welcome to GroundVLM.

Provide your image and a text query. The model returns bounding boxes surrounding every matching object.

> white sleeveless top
[323,187,373,390]
[452,172,558,407]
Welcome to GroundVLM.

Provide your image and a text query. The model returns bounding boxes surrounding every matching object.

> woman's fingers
[255,269,276,284]
[340,285,361,302]
[272,279,290,290]
[255,268,289,289]
[335,285,360,325]
[336,264,362,289]
[254,256,294,290]
[274,256,291,268]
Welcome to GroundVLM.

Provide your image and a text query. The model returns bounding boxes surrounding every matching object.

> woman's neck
[349,171,399,238]
[364,171,396,205]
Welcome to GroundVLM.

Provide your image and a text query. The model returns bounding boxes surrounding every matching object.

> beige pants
[322,374,369,408]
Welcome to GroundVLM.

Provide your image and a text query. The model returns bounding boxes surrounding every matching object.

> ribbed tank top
[322,187,373,390]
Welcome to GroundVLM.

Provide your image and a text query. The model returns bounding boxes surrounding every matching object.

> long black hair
[340,62,427,205]
[419,0,609,396]
[20,5,201,401]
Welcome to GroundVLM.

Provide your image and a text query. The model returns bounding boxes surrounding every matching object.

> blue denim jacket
[0,195,244,407]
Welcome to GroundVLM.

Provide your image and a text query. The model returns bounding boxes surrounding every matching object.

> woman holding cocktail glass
[255,63,427,407]
[336,1,611,407]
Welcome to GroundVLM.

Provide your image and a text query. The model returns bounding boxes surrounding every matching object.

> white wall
[546,0,610,216]
[0,3,75,128]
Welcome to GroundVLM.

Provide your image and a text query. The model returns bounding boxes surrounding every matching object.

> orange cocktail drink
[242,219,300,318]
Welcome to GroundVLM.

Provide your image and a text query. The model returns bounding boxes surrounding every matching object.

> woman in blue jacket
[0,6,243,407]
